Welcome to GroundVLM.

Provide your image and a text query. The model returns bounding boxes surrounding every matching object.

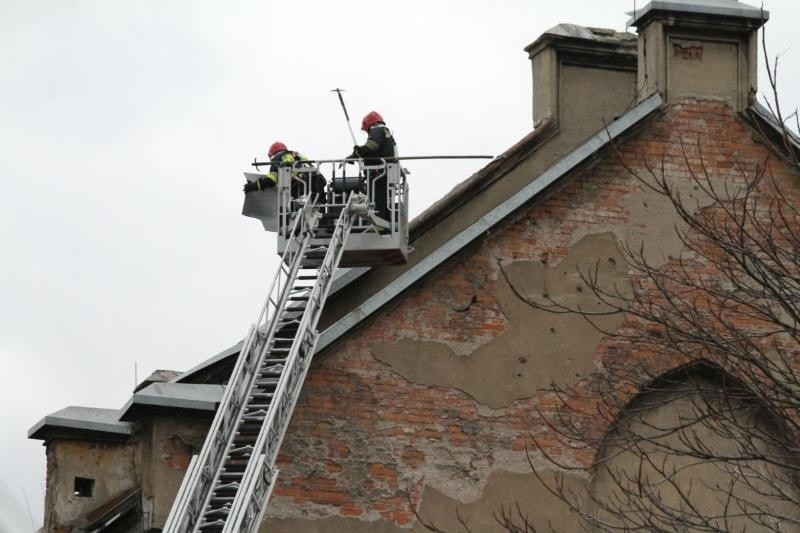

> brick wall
[265,100,797,527]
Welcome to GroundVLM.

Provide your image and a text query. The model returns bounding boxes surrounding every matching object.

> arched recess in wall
[589,361,800,532]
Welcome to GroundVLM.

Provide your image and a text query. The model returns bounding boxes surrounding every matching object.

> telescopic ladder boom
[164,195,359,533]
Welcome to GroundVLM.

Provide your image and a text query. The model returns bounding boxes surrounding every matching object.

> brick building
[29,1,800,531]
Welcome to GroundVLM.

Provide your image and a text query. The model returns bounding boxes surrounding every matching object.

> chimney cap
[525,23,637,56]
[628,0,768,27]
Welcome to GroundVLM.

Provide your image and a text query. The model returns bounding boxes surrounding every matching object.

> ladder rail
[163,454,200,531]
[223,195,357,533]
[164,319,259,532]
[165,205,317,533]
[191,204,318,532]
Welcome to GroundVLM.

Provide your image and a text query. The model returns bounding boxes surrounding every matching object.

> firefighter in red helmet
[347,111,397,221]
[245,142,326,203]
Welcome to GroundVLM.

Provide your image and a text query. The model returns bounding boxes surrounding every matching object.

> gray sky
[2,1,798,529]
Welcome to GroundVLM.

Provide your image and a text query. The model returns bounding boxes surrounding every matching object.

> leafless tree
[492,28,800,533]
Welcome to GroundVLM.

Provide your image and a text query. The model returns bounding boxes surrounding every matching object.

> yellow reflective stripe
[364,139,379,150]
[281,153,296,164]
[266,173,278,183]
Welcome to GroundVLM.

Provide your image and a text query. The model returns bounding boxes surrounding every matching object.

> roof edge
[410,118,556,239]
[120,382,224,421]
[629,0,768,27]
[315,93,664,354]
[28,406,132,441]
[748,102,800,152]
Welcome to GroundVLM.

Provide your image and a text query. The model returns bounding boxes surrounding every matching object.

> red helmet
[268,141,288,158]
[361,111,384,132]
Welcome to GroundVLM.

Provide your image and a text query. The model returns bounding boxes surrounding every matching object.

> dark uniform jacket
[355,124,397,164]
[255,150,326,202]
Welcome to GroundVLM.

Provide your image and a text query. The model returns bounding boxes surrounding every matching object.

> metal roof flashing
[120,382,224,421]
[748,103,800,153]
[628,0,768,27]
[29,384,225,440]
[315,93,665,355]
[28,406,131,441]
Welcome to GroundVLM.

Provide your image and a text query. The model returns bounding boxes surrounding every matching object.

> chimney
[525,25,638,137]
[630,0,769,111]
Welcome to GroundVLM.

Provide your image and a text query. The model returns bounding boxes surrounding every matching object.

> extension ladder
[164,195,359,532]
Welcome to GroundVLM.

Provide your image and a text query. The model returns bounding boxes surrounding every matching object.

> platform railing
[276,159,407,239]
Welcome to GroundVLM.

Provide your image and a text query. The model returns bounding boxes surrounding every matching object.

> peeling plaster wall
[145,416,211,528]
[416,470,587,532]
[42,414,213,531]
[373,232,629,408]
[257,101,800,530]
[45,440,137,529]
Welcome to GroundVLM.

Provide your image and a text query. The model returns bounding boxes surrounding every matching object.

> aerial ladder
[164,158,410,532]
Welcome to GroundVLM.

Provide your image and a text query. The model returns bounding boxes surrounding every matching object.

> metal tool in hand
[331,88,358,147]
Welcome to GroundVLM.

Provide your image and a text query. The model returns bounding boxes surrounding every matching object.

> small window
[73,477,94,497]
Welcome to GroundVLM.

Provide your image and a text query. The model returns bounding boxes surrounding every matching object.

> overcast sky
[2,1,798,530]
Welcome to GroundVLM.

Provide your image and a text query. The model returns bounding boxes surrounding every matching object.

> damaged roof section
[525,24,637,51]
[84,488,141,532]
[134,369,181,392]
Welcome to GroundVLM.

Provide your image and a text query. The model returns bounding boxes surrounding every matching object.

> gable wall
[260,100,799,532]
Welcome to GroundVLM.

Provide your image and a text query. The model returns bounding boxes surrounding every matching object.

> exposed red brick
[262,100,800,527]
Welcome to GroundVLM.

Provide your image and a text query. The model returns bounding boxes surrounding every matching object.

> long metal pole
[251,155,494,167]
[331,88,358,146]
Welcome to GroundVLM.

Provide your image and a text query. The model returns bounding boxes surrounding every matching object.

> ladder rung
[242,410,268,420]
[214,481,241,491]
[228,445,253,455]
[200,519,225,529]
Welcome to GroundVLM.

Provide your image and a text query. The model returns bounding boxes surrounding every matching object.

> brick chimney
[630,0,768,111]
[525,25,638,135]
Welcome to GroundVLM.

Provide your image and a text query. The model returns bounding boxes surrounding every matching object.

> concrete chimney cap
[628,0,769,27]
[542,23,636,42]
[544,23,595,40]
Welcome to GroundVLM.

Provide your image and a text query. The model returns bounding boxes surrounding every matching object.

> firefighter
[244,141,326,203]
[347,111,397,221]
